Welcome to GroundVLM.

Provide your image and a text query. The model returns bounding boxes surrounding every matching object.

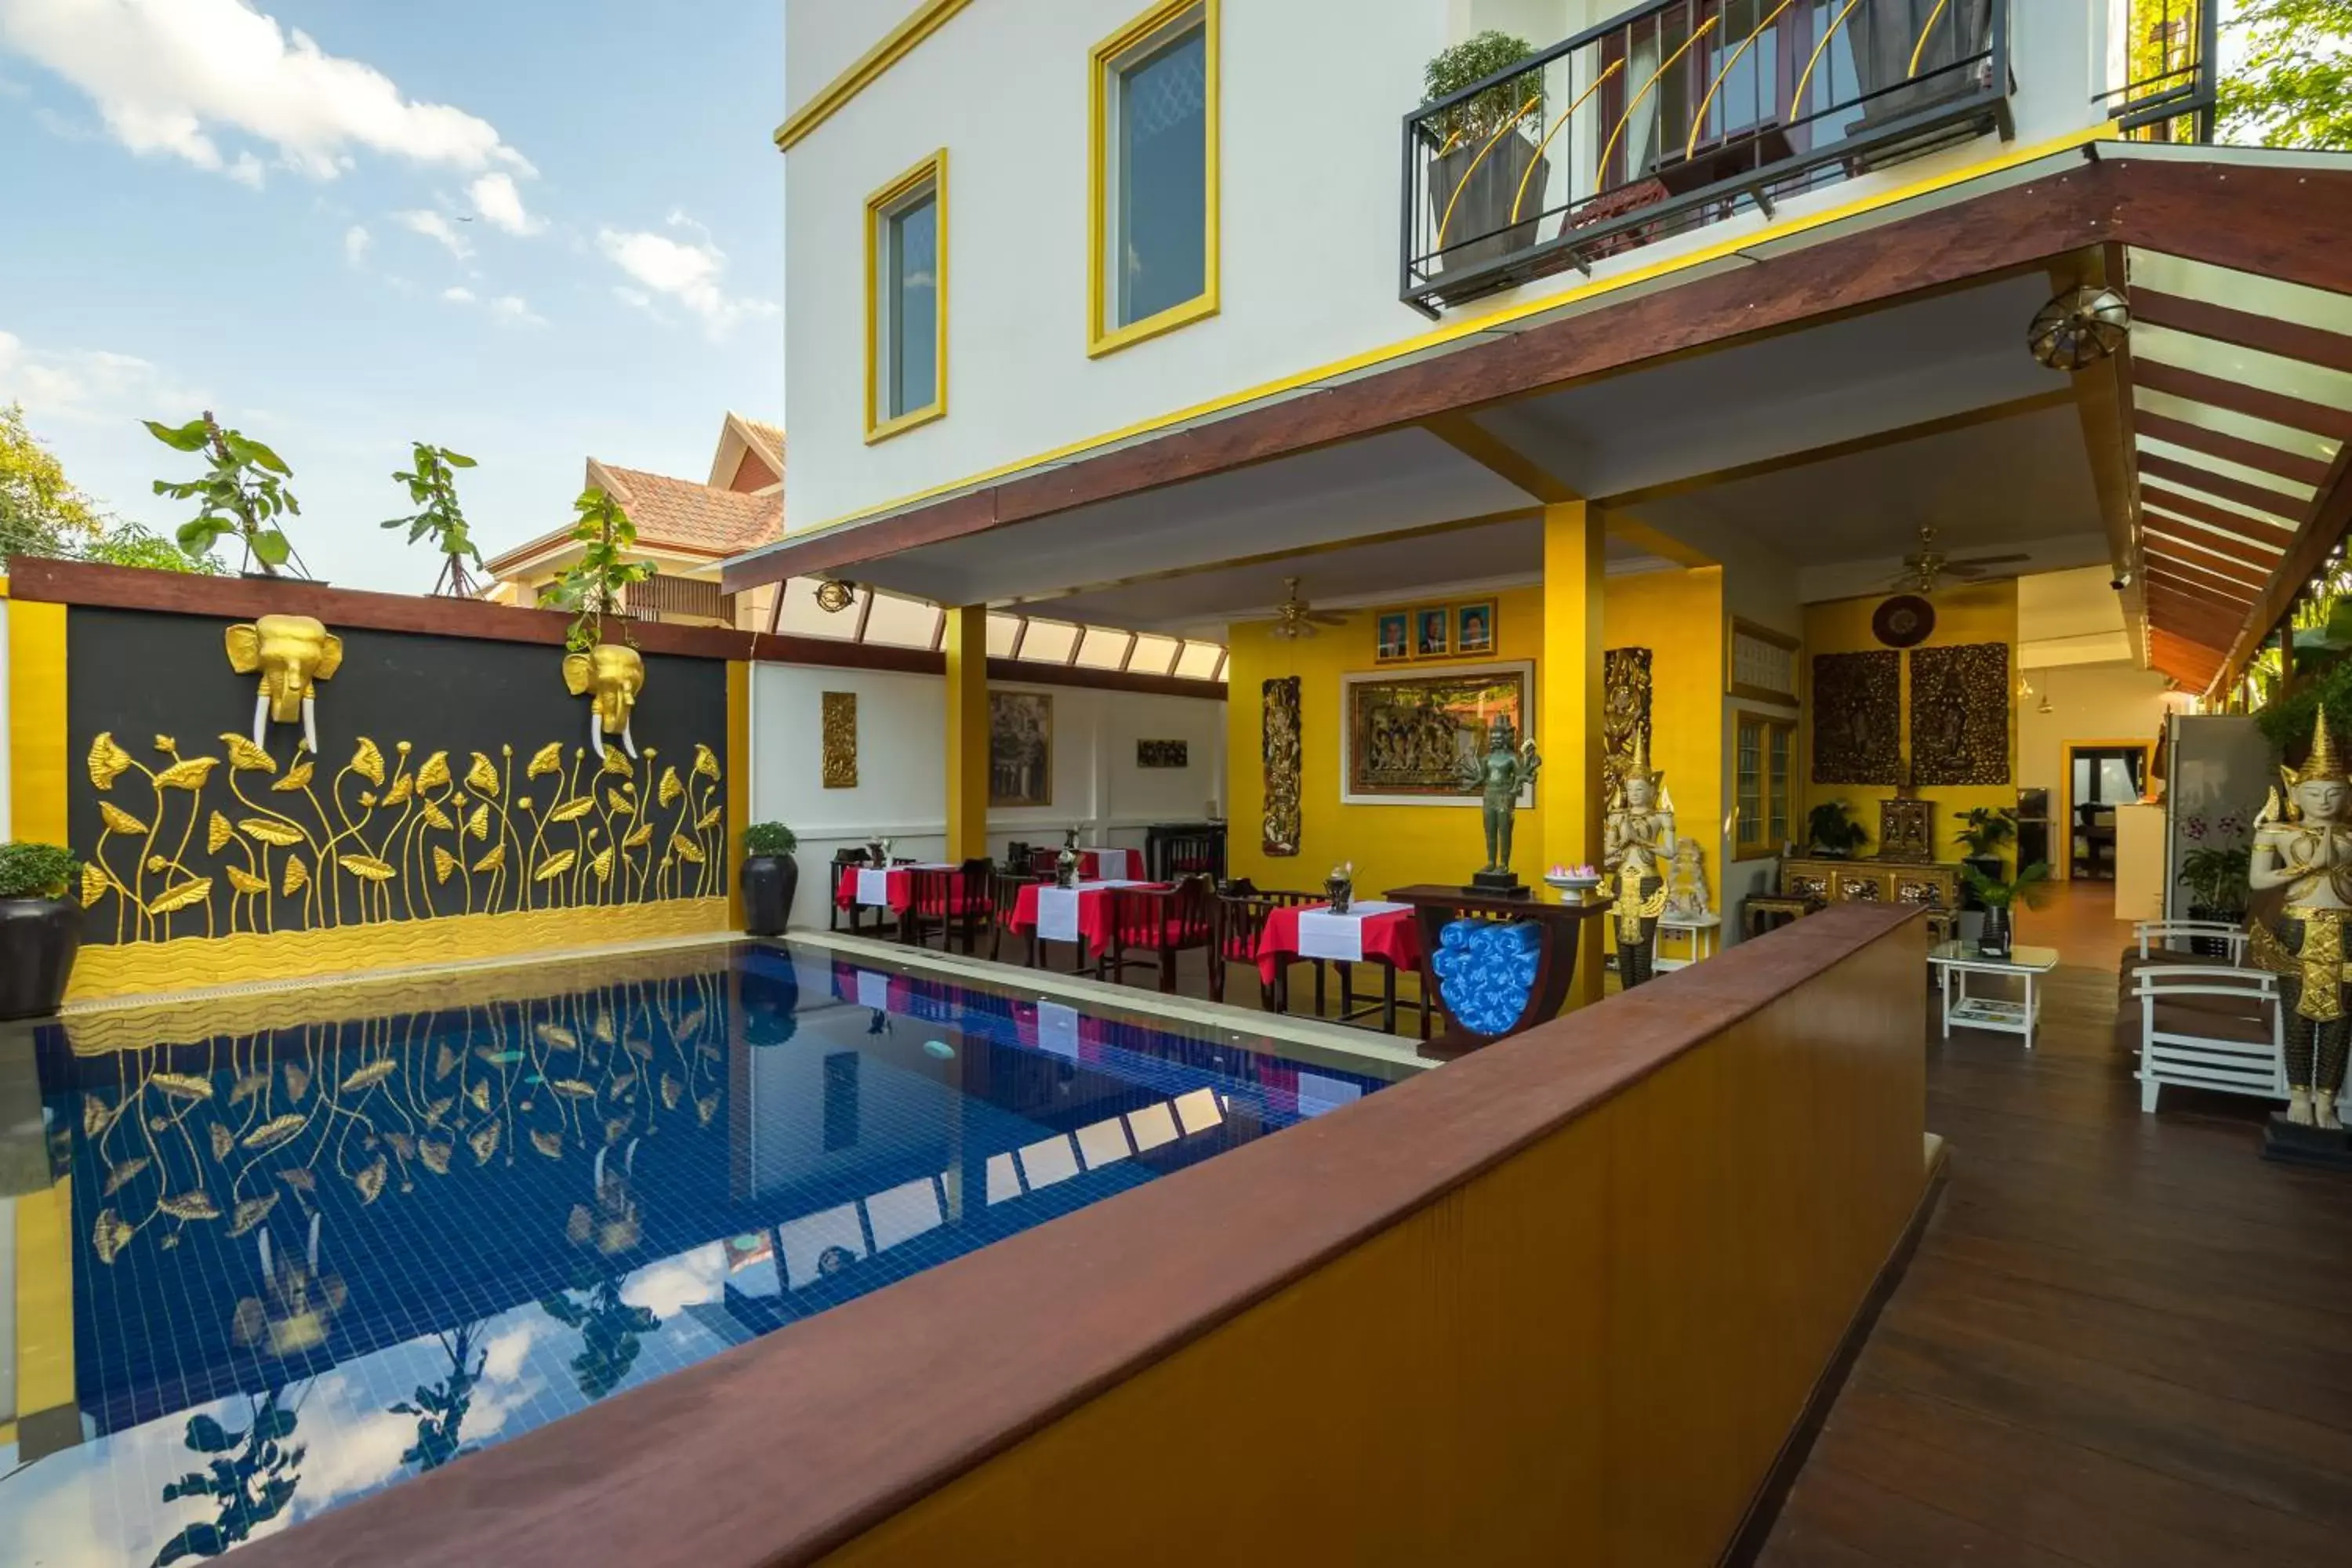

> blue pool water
[0,942,1397,1563]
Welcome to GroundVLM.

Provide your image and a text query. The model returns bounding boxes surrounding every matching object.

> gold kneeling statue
[2248,710,2352,1131]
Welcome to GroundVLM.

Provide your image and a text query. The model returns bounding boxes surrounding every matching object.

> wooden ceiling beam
[2136,452,2307,526]
[2131,289,2352,376]
[2140,488,2301,552]
[2141,520,2288,573]
[2135,360,2352,443]
[2143,561,2260,607]
[2136,411,2335,490]
[2142,545,2270,593]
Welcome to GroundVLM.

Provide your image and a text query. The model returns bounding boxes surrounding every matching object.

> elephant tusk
[588,709,606,762]
[622,717,639,760]
[251,691,269,751]
[307,1211,321,1274]
[258,1228,275,1287]
[592,1145,607,1191]
[301,693,318,755]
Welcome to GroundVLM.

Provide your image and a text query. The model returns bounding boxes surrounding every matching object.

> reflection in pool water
[0,942,1394,1564]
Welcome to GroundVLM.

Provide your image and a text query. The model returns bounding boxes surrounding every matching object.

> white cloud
[597,225,778,339]
[343,223,370,265]
[441,285,476,303]
[0,327,206,425]
[227,149,263,187]
[396,208,471,260]
[0,0,535,183]
[439,285,546,327]
[468,170,543,236]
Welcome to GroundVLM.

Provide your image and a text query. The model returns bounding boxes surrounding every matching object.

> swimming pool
[0,942,1399,1564]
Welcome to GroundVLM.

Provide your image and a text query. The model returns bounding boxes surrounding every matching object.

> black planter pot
[1976,904,2013,960]
[2186,905,2240,958]
[0,897,80,1019]
[740,854,797,937]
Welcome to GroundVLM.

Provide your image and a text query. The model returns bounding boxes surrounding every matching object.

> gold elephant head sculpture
[225,615,343,752]
[563,644,645,760]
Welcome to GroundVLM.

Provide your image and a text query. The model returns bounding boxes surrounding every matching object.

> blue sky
[0,0,784,588]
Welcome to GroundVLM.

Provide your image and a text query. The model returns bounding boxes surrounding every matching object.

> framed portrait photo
[1454,600,1497,656]
[1374,610,1410,664]
[1413,605,1450,659]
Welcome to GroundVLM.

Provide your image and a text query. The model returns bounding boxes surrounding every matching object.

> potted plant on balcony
[1961,860,2052,960]
[741,821,798,937]
[1422,32,1548,274]
[2179,844,2252,957]
[0,842,82,1018]
[1806,800,1870,860]
[1953,806,2016,909]
[542,487,655,652]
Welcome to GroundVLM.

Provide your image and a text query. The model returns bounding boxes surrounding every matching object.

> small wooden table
[1385,884,1614,1054]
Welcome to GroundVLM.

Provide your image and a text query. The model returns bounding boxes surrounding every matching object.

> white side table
[1656,913,1722,972]
[1928,940,2060,1048]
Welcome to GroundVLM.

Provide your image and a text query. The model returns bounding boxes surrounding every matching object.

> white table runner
[1036,1000,1080,1059]
[1295,901,1410,963]
[854,868,892,907]
[854,970,890,1011]
[1035,880,1142,943]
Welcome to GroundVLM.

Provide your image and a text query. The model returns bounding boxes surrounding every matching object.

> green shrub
[742,822,797,857]
[1423,31,1544,148]
[0,843,79,899]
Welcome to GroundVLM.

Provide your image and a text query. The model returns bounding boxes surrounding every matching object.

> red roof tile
[595,463,782,554]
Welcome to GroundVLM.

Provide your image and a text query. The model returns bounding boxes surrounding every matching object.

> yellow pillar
[944,604,989,862]
[1541,502,1606,1008]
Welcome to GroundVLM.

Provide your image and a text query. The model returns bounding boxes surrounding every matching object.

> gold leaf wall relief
[150,879,212,915]
[659,768,683,807]
[226,868,268,895]
[241,818,301,848]
[590,848,614,882]
[821,691,858,789]
[281,857,309,896]
[220,733,277,773]
[549,797,594,824]
[466,753,499,794]
[432,847,458,884]
[472,844,506,874]
[528,742,564,779]
[89,733,132,789]
[159,1191,220,1221]
[694,744,720,781]
[272,760,314,793]
[154,757,218,791]
[151,1072,212,1101]
[350,738,386,785]
[382,772,412,806]
[338,855,395,883]
[535,850,577,881]
[81,865,110,906]
[206,811,233,854]
[244,1114,305,1151]
[465,803,490,841]
[99,802,147,836]
[340,1058,397,1093]
[670,833,705,865]
[622,822,654,850]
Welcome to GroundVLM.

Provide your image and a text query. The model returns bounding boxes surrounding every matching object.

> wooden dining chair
[1210,885,1319,1008]
[906,858,996,953]
[829,846,871,935]
[990,870,1043,964]
[1099,877,1214,993]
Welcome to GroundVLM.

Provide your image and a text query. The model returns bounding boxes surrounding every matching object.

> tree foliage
[2222,0,2352,149]
[542,486,655,652]
[146,412,302,575]
[381,441,485,595]
[0,401,107,559]
[152,1391,303,1566]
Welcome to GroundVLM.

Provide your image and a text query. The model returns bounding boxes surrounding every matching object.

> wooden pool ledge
[243,903,1930,1567]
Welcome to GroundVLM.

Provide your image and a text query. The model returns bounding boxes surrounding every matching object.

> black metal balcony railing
[1401,0,2016,314]
[2097,0,2219,143]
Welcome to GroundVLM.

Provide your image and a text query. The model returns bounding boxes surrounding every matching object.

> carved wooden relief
[821,691,857,789]
[1810,651,1902,785]
[1908,642,2011,786]
[1604,647,1652,810]
[1262,677,1301,857]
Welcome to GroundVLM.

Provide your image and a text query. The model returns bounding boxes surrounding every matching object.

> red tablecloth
[1027,848,1140,880]
[1008,881,1161,949]
[1256,904,1422,986]
[833,864,985,915]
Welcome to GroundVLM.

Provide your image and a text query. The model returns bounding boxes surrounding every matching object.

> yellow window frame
[865,148,949,445]
[1088,0,1220,358]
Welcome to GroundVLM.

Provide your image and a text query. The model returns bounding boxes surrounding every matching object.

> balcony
[1401,2,2212,316]
[622,573,734,625]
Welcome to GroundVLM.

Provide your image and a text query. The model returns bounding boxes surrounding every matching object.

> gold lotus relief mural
[74,971,728,1286]
[80,727,726,942]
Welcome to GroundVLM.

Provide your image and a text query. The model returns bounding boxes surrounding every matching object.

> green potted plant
[741,821,798,937]
[1422,32,1548,273]
[541,487,655,652]
[1953,806,2016,909]
[1961,860,2053,959]
[144,412,308,579]
[1806,800,1870,859]
[0,842,82,1018]
[2179,844,2252,956]
[382,441,487,597]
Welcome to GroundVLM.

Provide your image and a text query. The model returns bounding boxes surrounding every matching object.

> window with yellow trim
[1737,713,1797,855]
[865,151,947,441]
[1091,0,1218,355]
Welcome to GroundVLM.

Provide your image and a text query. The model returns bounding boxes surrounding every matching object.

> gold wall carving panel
[1907,642,2011,786]
[822,691,858,789]
[1263,677,1301,857]
[1604,648,1653,815]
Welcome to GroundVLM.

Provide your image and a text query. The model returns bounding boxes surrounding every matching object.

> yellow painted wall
[1802,581,2020,858]
[1225,571,1728,915]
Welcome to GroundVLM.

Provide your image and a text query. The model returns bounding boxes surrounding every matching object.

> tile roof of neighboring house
[739,419,786,476]
[593,461,783,554]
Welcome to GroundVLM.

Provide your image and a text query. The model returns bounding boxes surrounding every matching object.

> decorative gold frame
[1088,0,1221,358]
[821,691,858,789]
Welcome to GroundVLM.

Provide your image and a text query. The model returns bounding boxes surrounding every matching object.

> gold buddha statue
[1604,731,1676,876]
[2248,710,2352,1130]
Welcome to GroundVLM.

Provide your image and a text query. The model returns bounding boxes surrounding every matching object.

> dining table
[1254,900,1427,1036]
[1005,878,1156,961]
[833,862,959,916]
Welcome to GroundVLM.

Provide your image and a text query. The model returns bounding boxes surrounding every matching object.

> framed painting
[1341,662,1534,807]
[1454,600,1497,657]
[989,690,1052,807]
[1135,739,1189,768]
[1413,605,1450,659]
[1374,611,1411,664]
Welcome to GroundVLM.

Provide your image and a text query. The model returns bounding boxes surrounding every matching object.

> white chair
[2132,964,2282,1113]
[2129,920,2248,967]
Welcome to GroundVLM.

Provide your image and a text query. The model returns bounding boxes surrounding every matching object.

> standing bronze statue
[1460,714,1541,892]
[2249,710,2352,1131]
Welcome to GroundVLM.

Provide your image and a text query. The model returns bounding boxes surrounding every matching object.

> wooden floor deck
[1760,882,2352,1566]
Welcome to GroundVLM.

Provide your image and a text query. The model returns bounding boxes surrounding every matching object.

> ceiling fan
[1267,576,1352,640]
[1889,527,2032,594]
